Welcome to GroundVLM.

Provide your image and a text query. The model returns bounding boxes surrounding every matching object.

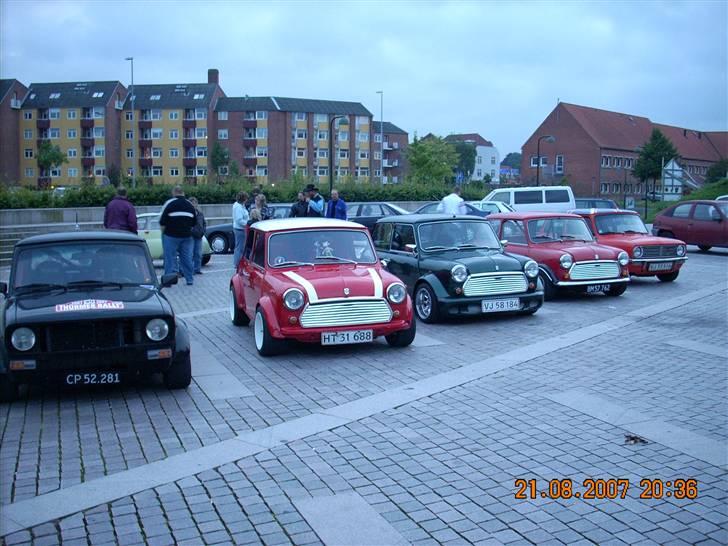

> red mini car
[652,200,728,252]
[487,212,630,299]
[229,218,416,356]
[573,209,687,282]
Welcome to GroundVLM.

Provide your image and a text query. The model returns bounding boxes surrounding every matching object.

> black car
[206,204,291,253]
[414,201,489,217]
[373,215,544,322]
[574,198,619,209]
[0,231,191,401]
[347,202,409,232]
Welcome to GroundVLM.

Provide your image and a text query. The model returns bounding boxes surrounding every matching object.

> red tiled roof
[445,133,494,147]
[653,124,723,162]
[704,131,728,159]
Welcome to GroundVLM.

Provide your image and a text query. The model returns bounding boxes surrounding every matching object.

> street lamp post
[124,56,135,188]
[535,135,555,187]
[376,91,383,184]
[328,115,348,195]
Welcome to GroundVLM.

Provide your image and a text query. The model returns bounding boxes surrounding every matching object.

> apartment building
[212,96,373,183]
[445,133,500,183]
[372,121,408,183]
[0,79,27,184]
[121,69,225,183]
[18,81,127,187]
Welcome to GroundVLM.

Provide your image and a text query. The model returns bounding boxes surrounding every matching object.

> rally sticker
[54,299,125,312]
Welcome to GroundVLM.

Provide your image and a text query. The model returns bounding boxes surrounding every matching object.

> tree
[502,152,521,168]
[37,140,67,178]
[229,160,240,177]
[633,129,679,187]
[453,141,476,180]
[404,134,459,184]
[210,142,230,180]
[705,158,728,185]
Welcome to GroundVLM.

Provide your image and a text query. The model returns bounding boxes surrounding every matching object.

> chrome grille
[463,272,528,297]
[570,261,620,280]
[641,245,678,258]
[300,299,393,328]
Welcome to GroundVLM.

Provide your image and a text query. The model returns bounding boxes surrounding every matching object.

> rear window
[391,224,416,251]
[490,192,510,203]
[545,189,570,203]
[671,204,692,218]
[514,190,543,205]
[373,223,393,251]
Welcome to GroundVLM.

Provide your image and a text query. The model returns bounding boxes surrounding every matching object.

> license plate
[321,330,373,345]
[482,298,521,312]
[65,372,121,385]
[648,262,673,272]
[586,284,612,294]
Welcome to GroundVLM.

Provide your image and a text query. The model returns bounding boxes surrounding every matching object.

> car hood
[596,233,685,248]
[535,241,622,261]
[421,249,525,274]
[5,286,170,326]
[271,264,392,301]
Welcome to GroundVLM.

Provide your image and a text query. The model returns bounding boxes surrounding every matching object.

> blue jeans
[163,235,193,284]
[233,229,246,269]
[192,237,202,273]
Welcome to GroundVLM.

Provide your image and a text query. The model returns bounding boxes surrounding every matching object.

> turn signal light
[393,310,400,318]
[455,287,463,295]
[563,273,570,280]
[528,282,535,290]
[9,360,36,370]
[289,316,298,324]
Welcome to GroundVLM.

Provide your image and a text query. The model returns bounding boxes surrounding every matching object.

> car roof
[16,230,144,246]
[251,218,366,232]
[487,211,583,220]
[571,208,635,215]
[378,214,487,223]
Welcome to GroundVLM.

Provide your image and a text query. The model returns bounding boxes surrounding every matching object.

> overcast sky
[1,0,726,156]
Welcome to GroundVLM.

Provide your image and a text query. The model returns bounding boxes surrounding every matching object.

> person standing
[326,189,347,220]
[304,183,325,217]
[437,185,467,215]
[248,194,273,226]
[189,197,207,275]
[289,192,308,218]
[159,186,197,286]
[245,187,260,211]
[232,191,249,268]
[103,187,138,234]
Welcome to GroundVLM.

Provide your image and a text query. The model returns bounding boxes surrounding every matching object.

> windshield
[12,242,155,291]
[527,218,594,242]
[594,214,648,235]
[268,229,377,267]
[418,221,500,250]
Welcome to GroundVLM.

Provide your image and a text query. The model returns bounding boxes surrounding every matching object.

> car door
[387,223,420,289]
[690,203,723,245]
[666,203,694,241]
[242,229,265,315]
[353,203,384,232]
[501,219,531,258]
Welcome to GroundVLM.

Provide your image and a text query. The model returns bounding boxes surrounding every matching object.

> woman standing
[248,194,273,226]
[232,191,249,268]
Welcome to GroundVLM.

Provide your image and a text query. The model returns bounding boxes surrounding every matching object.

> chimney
[208,68,219,85]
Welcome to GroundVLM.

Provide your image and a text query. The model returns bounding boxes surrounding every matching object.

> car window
[418,221,500,250]
[693,204,716,221]
[527,217,594,242]
[418,203,439,213]
[271,206,288,219]
[251,232,266,268]
[671,204,692,218]
[346,204,361,216]
[243,229,257,260]
[481,203,499,213]
[502,220,527,244]
[268,229,376,265]
[391,224,416,251]
[490,191,510,203]
[373,223,393,251]
[487,219,501,234]
[514,190,543,205]
[595,214,647,234]
[358,204,383,217]
[545,189,570,203]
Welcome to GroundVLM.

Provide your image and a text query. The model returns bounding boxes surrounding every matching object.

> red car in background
[229,218,416,356]
[573,209,687,282]
[488,212,630,299]
[652,200,728,252]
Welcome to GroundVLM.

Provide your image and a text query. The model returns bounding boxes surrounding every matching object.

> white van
[483,186,576,212]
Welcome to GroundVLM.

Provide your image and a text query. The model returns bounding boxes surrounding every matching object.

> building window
[125,130,133,140]
[255,111,268,120]
[23,129,32,139]
[169,111,179,120]
[539,157,547,166]
[92,92,104,98]
[314,113,327,124]
[491,169,496,177]
[50,168,61,177]
[94,146,105,158]
[218,165,229,175]
[296,129,307,139]
[374,134,382,142]
[256,166,268,176]
[152,147,162,158]
[49,108,60,119]
[530,156,538,167]
[48,92,61,99]
[218,129,228,140]
[296,148,306,158]
[317,166,328,176]
[555,155,564,174]
[193,94,205,100]
[66,129,76,139]
[125,111,134,121]
[149,109,161,120]
[24,149,33,158]
[169,148,179,158]
[196,166,208,176]
[295,112,306,121]
[317,149,329,158]
[338,131,348,141]
[600,182,610,193]
[23,111,32,120]
[373,151,382,160]
[612,183,621,193]
[217,111,228,120]
[339,150,349,159]
[93,127,105,138]
[169,129,179,140]
[356,115,369,125]
[152,166,163,176]
[25,167,33,177]
[170,168,180,177]
[356,167,370,177]
[195,127,207,139]
[601,155,610,168]
[477,156,482,164]
[93,107,104,119]
[374,169,381,177]
[476,169,482,177]
[256,127,268,139]
[49,128,60,139]
[151,128,163,139]
[68,168,78,177]
[195,108,207,120]
[67,110,77,119]
[614,157,622,168]
[358,131,369,142]
[244,111,256,120]
[196,146,208,158]
[256,146,268,157]
[317,130,328,140]
[67,148,77,158]
[126,149,134,158]
[359,151,369,159]
[491,156,496,164]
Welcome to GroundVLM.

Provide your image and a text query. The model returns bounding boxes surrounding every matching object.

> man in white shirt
[232,191,250,268]
[437,186,467,215]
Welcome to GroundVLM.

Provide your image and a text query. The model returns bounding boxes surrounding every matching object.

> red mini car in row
[229,218,416,356]
[488,212,630,299]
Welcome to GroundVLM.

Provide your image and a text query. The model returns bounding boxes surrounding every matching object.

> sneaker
[186,282,194,286]
[194,270,203,275]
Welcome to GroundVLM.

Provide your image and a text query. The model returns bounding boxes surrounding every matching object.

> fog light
[9,360,36,370]
[289,316,298,324]
[147,348,172,360]
[455,287,463,295]
[393,310,400,318]
[528,282,535,290]
[564,272,570,280]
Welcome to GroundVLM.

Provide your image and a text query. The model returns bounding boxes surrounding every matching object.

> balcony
[243,136,256,144]
[138,139,152,148]
[183,158,197,168]
[243,157,257,167]
[36,119,50,130]
[183,119,196,129]
[81,157,95,167]
[139,158,153,168]
[243,119,257,129]
[182,138,197,148]
[80,137,94,148]
[138,120,152,130]
[383,142,393,150]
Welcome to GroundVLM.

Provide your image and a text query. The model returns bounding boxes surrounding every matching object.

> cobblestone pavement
[1,248,727,545]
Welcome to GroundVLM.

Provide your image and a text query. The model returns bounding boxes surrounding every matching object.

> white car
[716,195,728,201]
[471,200,515,214]
[484,186,576,212]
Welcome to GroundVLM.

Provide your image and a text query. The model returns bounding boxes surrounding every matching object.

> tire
[414,283,440,323]
[209,233,229,254]
[0,374,18,403]
[164,353,191,389]
[698,245,712,252]
[606,283,627,297]
[254,308,285,356]
[657,271,679,282]
[201,254,211,266]
[386,317,417,347]
[539,273,556,301]
[230,286,250,326]
[658,230,675,239]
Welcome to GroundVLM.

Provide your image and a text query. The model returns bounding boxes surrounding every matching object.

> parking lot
[1,247,726,545]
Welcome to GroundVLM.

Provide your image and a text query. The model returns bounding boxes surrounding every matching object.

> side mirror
[712,214,722,222]
[0,282,6,296]
[500,239,509,247]
[160,273,178,288]
[404,243,417,255]
[380,259,389,268]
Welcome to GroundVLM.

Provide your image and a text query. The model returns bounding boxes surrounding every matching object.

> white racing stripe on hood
[368,268,383,298]
[283,271,319,303]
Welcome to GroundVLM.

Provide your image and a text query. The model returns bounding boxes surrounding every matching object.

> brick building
[0,79,27,184]
[373,121,408,183]
[521,102,727,198]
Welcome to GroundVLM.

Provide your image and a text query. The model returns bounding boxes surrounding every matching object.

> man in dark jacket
[304,183,325,217]
[159,186,197,285]
[103,187,138,233]
[289,192,308,218]
[326,189,347,220]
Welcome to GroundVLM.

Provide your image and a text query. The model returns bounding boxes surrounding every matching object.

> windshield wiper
[274,261,314,267]
[560,235,589,241]
[66,280,127,289]
[14,283,67,295]
[531,236,558,241]
[623,230,645,234]
[423,245,458,251]
[315,256,357,265]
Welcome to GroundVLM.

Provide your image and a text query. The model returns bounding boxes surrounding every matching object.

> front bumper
[629,257,687,276]
[555,277,629,287]
[278,319,413,343]
[437,291,543,317]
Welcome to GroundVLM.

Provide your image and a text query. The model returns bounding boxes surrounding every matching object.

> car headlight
[632,246,643,259]
[386,283,406,304]
[283,288,305,310]
[676,245,686,257]
[618,251,630,266]
[11,327,35,351]
[559,254,573,269]
[524,260,539,278]
[451,264,468,283]
[145,319,169,341]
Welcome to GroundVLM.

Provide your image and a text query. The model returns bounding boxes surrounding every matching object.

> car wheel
[0,374,18,403]
[519,306,539,316]
[657,271,679,282]
[698,245,712,252]
[254,308,285,356]
[539,273,556,301]
[414,283,440,323]
[658,230,675,239]
[230,286,250,326]
[209,233,229,254]
[202,254,211,266]
[606,283,627,297]
[163,352,191,389]
[385,317,417,347]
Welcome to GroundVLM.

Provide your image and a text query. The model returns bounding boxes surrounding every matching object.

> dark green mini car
[373,215,544,323]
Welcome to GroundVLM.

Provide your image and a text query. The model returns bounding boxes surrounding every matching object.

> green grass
[634,179,728,223]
